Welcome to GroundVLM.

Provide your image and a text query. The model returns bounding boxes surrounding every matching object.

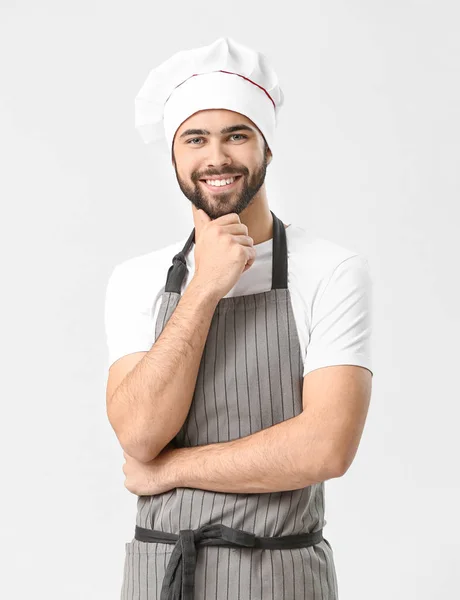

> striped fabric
[121,214,339,599]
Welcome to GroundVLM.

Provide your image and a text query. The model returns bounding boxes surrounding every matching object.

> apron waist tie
[134,523,324,600]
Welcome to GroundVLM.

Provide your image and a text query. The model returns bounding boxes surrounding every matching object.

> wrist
[168,446,189,488]
[188,276,221,306]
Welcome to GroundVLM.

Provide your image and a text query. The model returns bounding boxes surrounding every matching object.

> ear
[266,147,273,165]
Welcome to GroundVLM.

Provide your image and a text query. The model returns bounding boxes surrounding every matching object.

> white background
[1,1,459,598]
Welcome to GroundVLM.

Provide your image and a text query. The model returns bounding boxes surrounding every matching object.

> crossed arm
[164,412,337,494]
[123,365,372,496]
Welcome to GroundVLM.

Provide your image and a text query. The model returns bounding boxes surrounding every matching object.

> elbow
[326,453,351,479]
[315,448,350,482]
[121,436,162,463]
[107,410,161,463]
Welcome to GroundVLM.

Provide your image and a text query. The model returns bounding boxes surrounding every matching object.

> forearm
[109,277,219,462]
[171,412,339,494]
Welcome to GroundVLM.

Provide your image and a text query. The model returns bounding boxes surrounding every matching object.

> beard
[173,149,269,220]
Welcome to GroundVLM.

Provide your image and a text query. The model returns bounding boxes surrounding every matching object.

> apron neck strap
[165,210,287,293]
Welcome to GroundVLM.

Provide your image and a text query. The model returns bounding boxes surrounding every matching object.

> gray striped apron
[121,211,339,599]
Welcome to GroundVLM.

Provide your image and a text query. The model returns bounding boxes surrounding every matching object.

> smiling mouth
[199,175,242,191]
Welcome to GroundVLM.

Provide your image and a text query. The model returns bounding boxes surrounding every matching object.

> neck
[238,195,277,246]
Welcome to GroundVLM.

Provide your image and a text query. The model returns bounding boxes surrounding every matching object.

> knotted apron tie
[134,523,324,600]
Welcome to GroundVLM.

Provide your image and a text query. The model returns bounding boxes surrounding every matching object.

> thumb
[192,207,211,243]
[194,207,212,224]
[193,208,213,238]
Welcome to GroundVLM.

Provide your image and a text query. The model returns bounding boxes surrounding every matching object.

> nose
[204,141,232,171]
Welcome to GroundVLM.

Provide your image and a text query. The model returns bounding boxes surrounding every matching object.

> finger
[193,207,212,225]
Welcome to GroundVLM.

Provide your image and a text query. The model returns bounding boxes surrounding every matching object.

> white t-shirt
[104,224,373,378]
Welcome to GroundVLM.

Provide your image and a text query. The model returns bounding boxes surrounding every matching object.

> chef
[105,37,373,600]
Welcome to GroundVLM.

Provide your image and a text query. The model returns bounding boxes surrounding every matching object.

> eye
[186,137,204,145]
[229,134,248,141]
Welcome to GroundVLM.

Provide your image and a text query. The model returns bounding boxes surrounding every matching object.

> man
[105,37,373,600]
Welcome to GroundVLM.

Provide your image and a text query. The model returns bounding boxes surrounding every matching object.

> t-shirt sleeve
[104,263,156,371]
[303,254,373,377]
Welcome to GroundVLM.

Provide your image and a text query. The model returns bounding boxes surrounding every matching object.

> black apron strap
[134,524,324,600]
[164,210,288,294]
[271,209,288,290]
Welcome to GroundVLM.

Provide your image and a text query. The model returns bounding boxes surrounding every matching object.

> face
[172,109,272,220]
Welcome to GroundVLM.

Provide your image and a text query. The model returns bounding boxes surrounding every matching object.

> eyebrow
[179,124,255,138]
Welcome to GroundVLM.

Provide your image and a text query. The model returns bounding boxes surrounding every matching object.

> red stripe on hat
[186,71,276,109]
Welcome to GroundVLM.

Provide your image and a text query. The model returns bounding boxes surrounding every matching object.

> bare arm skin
[106,277,219,463]
[106,210,256,463]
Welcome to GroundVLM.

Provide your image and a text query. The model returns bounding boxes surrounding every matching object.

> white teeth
[205,177,236,186]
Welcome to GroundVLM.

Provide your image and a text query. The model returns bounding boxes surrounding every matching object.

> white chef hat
[134,37,284,157]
